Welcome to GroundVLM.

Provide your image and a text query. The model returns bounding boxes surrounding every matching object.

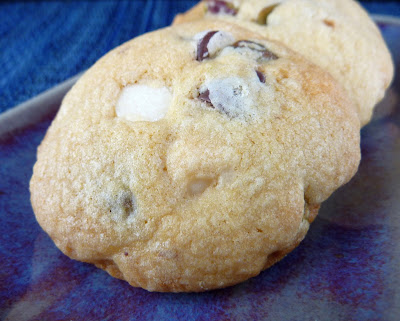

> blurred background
[1,0,399,114]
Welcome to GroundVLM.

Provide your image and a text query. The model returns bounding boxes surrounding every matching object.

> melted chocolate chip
[197,30,218,61]
[233,40,278,61]
[256,70,266,83]
[206,0,238,15]
[198,89,214,107]
[256,4,278,25]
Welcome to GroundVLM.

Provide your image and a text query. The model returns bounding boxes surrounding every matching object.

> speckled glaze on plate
[0,16,399,321]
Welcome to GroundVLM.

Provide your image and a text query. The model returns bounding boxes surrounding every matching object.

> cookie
[30,20,360,292]
[173,0,394,126]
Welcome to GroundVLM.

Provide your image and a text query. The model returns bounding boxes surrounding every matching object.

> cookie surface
[174,0,394,126]
[30,20,360,292]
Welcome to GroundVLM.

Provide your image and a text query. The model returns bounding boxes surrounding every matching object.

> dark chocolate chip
[198,89,214,107]
[233,40,278,61]
[323,19,335,28]
[197,30,218,61]
[256,4,278,25]
[262,49,278,61]
[256,70,266,83]
[108,191,136,220]
[233,40,267,52]
[206,0,238,15]
[122,196,134,215]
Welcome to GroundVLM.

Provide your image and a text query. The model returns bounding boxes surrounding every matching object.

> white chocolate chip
[116,85,172,122]
[187,177,213,196]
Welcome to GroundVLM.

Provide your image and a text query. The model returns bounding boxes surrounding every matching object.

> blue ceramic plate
[1,16,399,321]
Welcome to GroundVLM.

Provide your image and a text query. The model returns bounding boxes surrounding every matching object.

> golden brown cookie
[174,0,394,126]
[30,20,360,292]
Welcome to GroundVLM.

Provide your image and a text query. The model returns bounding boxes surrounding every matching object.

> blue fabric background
[1,0,399,114]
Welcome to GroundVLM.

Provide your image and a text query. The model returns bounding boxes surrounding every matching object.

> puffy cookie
[30,20,360,292]
[173,0,394,126]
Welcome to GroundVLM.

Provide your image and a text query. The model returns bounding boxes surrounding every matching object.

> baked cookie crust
[30,20,360,292]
